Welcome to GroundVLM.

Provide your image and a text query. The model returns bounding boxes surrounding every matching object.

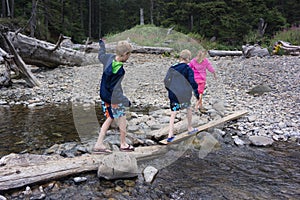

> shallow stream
[0,104,299,199]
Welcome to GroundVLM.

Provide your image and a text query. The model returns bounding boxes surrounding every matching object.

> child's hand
[99,38,106,44]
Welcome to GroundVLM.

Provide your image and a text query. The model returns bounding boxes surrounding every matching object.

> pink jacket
[189,58,215,83]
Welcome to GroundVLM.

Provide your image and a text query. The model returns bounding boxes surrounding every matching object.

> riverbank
[0,53,299,199]
[0,53,299,146]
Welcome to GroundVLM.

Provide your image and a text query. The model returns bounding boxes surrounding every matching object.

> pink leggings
[197,82,206,94]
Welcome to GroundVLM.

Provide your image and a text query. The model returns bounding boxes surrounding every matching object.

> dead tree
[0,47,13,86]
[0,30,40,87]
[6,31,88,68]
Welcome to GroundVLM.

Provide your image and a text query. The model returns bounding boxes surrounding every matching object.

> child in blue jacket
[164,49,199,142]
[93,39,134,153]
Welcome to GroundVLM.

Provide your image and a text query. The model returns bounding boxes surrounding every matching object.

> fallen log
[0,32,40,87]
[6,31,88,68]
[208,50,242,57]
[159,110,248,144]
[0,146,167,191]
[80,41,173,54]
[2,32,41,87]
[275,40,300,55]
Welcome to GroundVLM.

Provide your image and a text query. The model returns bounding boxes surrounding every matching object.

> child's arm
[98,39,115,69]
[98,39,106,62]
[213,72,217,80]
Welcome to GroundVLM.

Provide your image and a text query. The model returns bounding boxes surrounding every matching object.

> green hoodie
[112,60,123,74]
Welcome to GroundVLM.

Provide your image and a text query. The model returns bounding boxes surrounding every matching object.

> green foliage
[270,26,300,46]
[104,25,204,56]
[1,0,299,49]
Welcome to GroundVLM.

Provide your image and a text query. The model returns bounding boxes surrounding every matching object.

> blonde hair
[196,50,207,63]
[179,49,191,62]
[116,40,132,56]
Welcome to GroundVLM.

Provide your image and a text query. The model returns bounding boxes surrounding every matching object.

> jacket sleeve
[111,76,131,107]
[98,39,106,63]
[98,40,115,69]
[205,58,215,73]
[187,68,199,99]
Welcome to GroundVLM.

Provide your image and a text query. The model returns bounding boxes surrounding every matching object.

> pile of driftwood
[0,26,89,87]
[272,40,300,55]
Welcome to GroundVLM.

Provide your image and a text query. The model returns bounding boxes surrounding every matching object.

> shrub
[104,25,204,57]
[270,25,300,46]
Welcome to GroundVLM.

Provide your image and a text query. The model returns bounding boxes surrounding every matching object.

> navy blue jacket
[165,62,199,104]
[98,40,130,106]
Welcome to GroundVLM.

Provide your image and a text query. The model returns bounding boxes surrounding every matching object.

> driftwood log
[6,31,88,68]
[0,32,40,87]
[276,40,300,55]
[76,40,173,54]
[208,50,243,57]
[0,47,13,86]
[0,146,166,191]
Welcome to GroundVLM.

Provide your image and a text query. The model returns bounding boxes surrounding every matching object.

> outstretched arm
[98,39,106,63]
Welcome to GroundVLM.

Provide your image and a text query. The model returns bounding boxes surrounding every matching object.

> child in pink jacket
[189,50,216,112]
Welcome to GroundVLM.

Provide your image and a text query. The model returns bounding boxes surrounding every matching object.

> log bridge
[0,110,247,191]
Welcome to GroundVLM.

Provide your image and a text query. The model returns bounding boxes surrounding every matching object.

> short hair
[116,40,132,56]
[179,49,191,61]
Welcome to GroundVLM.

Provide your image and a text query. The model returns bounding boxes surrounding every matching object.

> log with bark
[6,31,88,68]
[0,32,40,87]
[275,40,300,55]
[0,47,13,86]
[0,146,166,191]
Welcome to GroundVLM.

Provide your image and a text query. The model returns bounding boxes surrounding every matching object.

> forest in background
[1,0,299,48]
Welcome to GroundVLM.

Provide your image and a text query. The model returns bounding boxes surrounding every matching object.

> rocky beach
[0,53,299,146]
[0,53,300,199]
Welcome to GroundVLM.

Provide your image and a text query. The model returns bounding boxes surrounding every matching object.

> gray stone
[247,84,271,95]
[247,115,257,122]
[234,137,245,146]
[249,135,273,146]
[0,100,8,105]
[73,177,87,183]
[143,166,158,183]
[97,152,138,180]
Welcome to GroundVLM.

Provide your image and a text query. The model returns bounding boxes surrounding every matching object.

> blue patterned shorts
[170,102,191,111]
[101,102,126,119]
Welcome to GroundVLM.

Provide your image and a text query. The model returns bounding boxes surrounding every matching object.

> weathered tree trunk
[276,40,300,55]
[6,31,88,68]
[1,32,40,87]
[0,146,165,191]
[140,8,144,25]
[0,47,13,86]
[208,50,243,57]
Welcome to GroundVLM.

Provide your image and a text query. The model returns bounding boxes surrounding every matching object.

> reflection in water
[0,103,103,157]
